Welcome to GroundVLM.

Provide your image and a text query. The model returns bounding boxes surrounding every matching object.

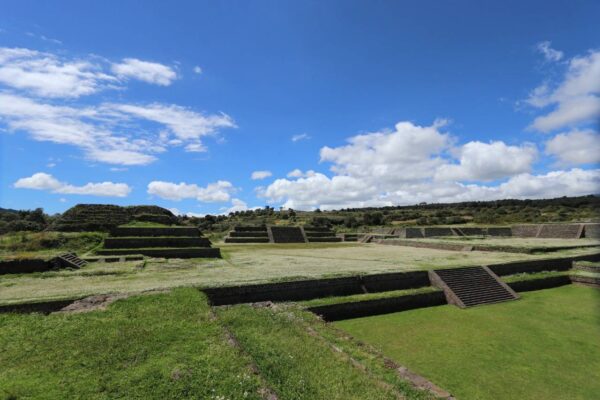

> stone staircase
[429,266,518,308]
[56,253,88,269]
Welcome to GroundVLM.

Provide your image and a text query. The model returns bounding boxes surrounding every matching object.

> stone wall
[103,237,211,249]
[511,225,541,237]
[0,259,51,274]
[203,270,430,306]
[307,291,446,322]
[423,227,455,237]
[584,223,600,239]
[97,247,221,258]
[111,227,200,237]
[507,276,572,292]
[269,226,307,243]
[537,224,583,239]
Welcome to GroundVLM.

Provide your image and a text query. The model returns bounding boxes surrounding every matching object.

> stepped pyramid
[97,226,220,258]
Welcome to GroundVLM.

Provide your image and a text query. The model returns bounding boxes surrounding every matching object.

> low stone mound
[224,225,271,243]
[304,226,341,242]
[52,204,178,232]
[98,224,219,258]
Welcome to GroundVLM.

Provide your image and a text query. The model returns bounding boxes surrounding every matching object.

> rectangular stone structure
[268,226,307,243]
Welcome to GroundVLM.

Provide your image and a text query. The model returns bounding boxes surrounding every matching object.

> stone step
[431,266,519,308]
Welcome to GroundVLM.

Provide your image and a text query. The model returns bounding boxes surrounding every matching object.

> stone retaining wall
[204,270,430,306]
[570,275,600,288]
[423,227,455,237]
[0,298,82,314]
[506,276,572,292]
[234,226,267,232]
[224,237,270,243]
[584,224,600,239]
[111,227,199,237]
[307,291,446,321]
[97,248,221,258]
[511,225,541,237]
[229,231,269,238]
[269,226,307,243]
[537,224,583,239]
[103,237,210,249]
[0,259,51,274]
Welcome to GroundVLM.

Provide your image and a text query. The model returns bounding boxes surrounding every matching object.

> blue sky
[1,0,599,215]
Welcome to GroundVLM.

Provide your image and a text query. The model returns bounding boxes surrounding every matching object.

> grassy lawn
[0,288,263,400]
[336,285,600,400]
[216,303,432,399]
[1,240,598,305]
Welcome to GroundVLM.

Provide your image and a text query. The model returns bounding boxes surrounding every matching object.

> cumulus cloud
[147,180,235,202]
[527,49,600,132]
[319,120,450,184]
[435,141,537,181]
[260,120,599,210]
[251,170,272,180]
[111,58,178,86]
[14,172,131,197]
[193,66,203,74]
[545,129,600,165]
[536,41,563,62]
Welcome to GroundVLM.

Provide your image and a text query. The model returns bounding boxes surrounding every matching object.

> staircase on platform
[429,266,518,308]
[56,253,88,269]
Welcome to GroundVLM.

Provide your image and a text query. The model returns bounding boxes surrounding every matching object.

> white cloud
[147,180,235,202]
[0,47,236,165]
[291,133,311,142]
[111,58,178,86]
[286,169,316,178]
[193,66,202,74]
[224,198,257,214]
[0,93,235,165]
[435,141,537,181]
[14,172,131,197]
[320,120,450,184]
[536,41,563,62]
[251,170,272,180]
[108,103,236,141]
[0,47,117,98]
[260,120,599,210]
[545,129,600,165]
[527,50,600,132]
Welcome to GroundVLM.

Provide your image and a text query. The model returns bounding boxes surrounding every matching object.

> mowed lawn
[336,285,600,400]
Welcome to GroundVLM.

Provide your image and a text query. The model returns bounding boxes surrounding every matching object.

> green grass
[216,303,431,399]
[336,286,600,400]
[500,270,570,283]
[299,286,439,308]
[2,241,598,306]
[0,231,105,259]
[0,288,263,400]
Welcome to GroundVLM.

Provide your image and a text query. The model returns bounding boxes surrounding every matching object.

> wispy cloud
[291,133,310,142]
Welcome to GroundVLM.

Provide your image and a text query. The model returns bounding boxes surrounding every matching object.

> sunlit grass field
[336,285,600,400]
